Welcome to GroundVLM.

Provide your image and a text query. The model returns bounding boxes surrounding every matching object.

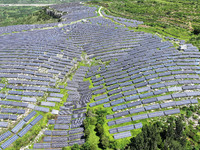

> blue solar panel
[0,131,11,142]
[30,115,43,126]
[24,111,36,122]
[113,131,132,139]
[18,124,32,137]
[1,134,19,149]
[11,120,26,133]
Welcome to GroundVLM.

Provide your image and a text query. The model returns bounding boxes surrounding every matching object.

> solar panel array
[0,111,42,149]
[50,3,97,23]
[33,66,89,149]
[102,11,143,27]
[0,2,199,149]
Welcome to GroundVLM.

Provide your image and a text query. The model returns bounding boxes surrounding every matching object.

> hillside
[0,6,59,27]
[90,0,200,50]
[0,1,199,150]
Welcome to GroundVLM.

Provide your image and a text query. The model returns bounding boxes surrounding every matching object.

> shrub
[192,25,200,35]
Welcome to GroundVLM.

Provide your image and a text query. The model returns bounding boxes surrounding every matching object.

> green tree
[101,135,110,149]
[71,144,80,150]
[175,117,184,140]
[193,25,200,35]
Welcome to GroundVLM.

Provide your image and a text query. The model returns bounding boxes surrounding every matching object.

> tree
[130,124,161,150]
[71,144,80,150]
[81,142,91,150]
[129,117,187,150]
[193,25,200,35]
[166,123,174,139]
[168,140,184,150]
[84,128,90,140]
[101,135,110,149]
[175,117,184,139]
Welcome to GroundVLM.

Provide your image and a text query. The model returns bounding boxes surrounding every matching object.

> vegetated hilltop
[89,0,200,50]
[0,0,91,4]
[0,6,59,27]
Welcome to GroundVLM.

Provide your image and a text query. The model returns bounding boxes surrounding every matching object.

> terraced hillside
[0,2,199,150]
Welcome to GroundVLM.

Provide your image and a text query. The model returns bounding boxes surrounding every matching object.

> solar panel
[148,111,164,118]
[54,124,69,130]
[50,93,64,98]
[30,115,43,126]
[132,114,148,121]
[113,131,132,139]
[68,139,85,146]
[33,143,51,149]
[134,123,143,129]
[1,134,19,149]
[69,128,84,135]
[18,124,32,137]
[117,124,134,132]
[96,98,109,105]
[129,107,145,114]
[11,120,26,133]
[47,97,61,102]
[94,94,107,101]
[125,95,139,101]
[69,133,84,141]
[0,131,11,142]
[21,97,37,102]
[34,106,49,112]
[175,100,191,106]
[157,95,172,101]
[24,111,36,122]
[111,99,125,106]
[190,99,198,104]
[164,109,180,115]
[145,104,160,111]
[160,101,176,108]
[115,117,132,125]
[0,122,8,128]
[52,130,68,136]
[112,104,127,111]
[41,101,55,107]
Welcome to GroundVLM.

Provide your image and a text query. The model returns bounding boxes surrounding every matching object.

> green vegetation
[0,6,58,27]
[89,0,200,50]
[0,0,91,4]
[1,1,200,150]
[129,117,187,150]
[72,106,200,150]
[6,112,52,150]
